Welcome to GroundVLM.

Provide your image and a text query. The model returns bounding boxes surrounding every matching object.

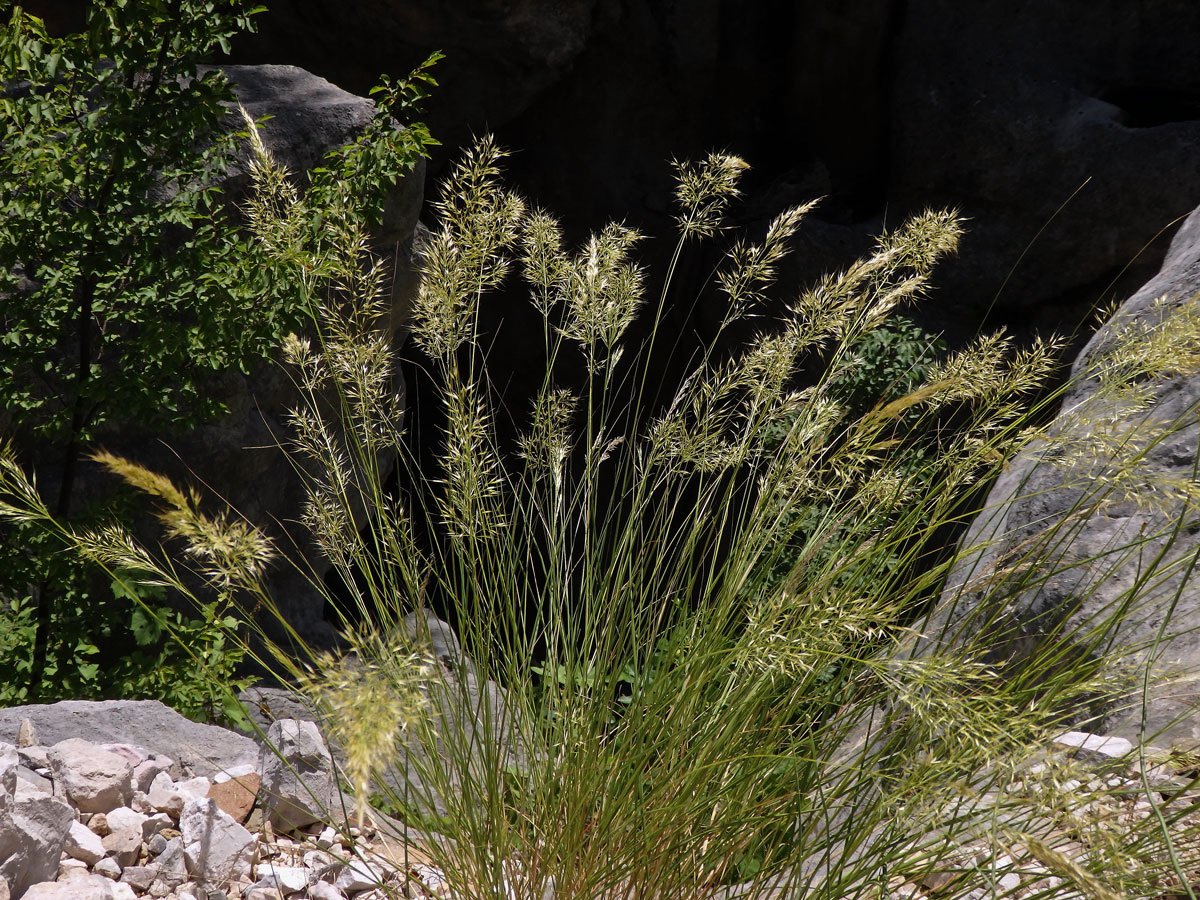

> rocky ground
[2,698,1200,900]
[0,707,450,900]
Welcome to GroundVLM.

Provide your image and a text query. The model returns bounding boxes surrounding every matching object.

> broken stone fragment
[101,825,143,868]
[104,805,148,835]
[1051,731,1134,766]
[258,720,337,832]
[64,819,106,865]
[0,789,74,899]
[47,739,134,813]
[180,797,257,884]
[209,772,260,824]
[23,873,136,899]
[119,864,158,892]
[93,857,122,880]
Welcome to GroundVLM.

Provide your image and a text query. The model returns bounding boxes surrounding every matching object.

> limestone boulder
[21,875,135,900]
[0,701,258,780]
[63,820,106,866]
[0,790,73,900]
[45,739,132,813]
[258,719,337,831]
[180,797,257,885]
[934,201,1200,744]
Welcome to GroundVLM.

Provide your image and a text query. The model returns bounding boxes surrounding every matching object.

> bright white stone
[307,883,347,900]
[334,859,386,893]
[148,775,187,819]
[56,858,88,879]
[251,862,311,895]
[0,792,74,898]
[23,873,125,900]
[1052,731,1134,763]
[213,763,258,784]
[93,857,122,880]
[105,805,148,835]
[175,776,211,802]
[132,757,170,794]
[64,820,106,865]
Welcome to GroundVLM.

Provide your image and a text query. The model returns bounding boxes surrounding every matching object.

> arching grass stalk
[4,131,1200,900]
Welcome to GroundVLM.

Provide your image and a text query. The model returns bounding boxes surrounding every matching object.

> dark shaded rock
[234,0,602,134]
[888,0,1200,340]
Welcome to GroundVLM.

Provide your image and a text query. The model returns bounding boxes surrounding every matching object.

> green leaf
[129,607,163,647]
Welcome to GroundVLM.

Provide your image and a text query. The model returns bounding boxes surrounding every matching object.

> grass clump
[5,128,1200,900]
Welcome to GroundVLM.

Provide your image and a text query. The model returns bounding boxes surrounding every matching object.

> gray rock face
[937,202,1200,745]
[246,613,524,822]
[0,701,258,780]
[0,791,73,900]
[258,719,337,831]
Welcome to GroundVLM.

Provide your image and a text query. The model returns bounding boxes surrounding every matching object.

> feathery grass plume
[237,105,312,270]
[436,378,506,542]
[91,451,275,589]
[556,223,646,372]
[518,388,579,483]
[521,209,568,317]
[0,440,51,525]
[296,628,431,829]
[716,201,819,329]
[411,136,525,360]
[673,151,750,239]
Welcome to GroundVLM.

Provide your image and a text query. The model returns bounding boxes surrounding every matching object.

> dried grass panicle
[90,451,274,588]
[673,152,750,239]
[556,223,646,372]
[297,628,431,829]
[412,137,525,360]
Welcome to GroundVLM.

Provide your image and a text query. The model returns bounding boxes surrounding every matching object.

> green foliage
[0,527,251,721]
[0,0,289,705]
[0,2,433,709]
[0,1,291,443]
[828,313,947,414]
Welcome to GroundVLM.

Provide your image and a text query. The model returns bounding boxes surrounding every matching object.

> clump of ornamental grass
[5,124,1200,900]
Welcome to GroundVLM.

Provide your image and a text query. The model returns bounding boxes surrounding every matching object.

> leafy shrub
[6,133,1200,900]
[0,2,436,709]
